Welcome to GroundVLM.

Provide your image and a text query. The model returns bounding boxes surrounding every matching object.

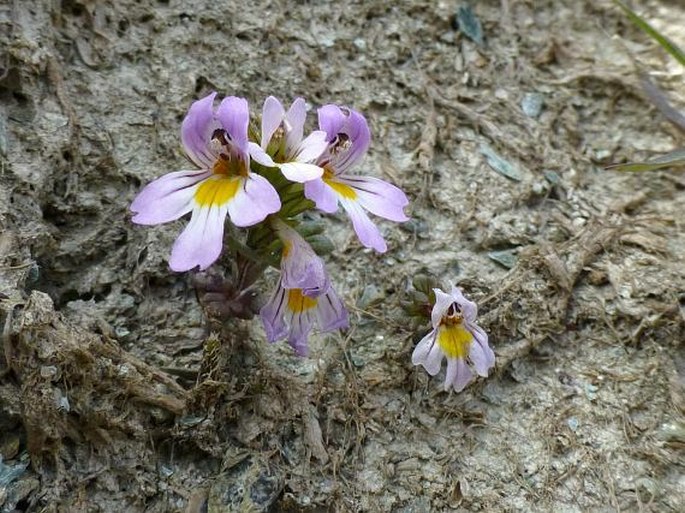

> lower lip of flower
[437,321,472,359]
[323,168,356,199]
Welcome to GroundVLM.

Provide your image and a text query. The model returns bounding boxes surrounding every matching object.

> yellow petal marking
[323,168,357,199]
[437,320,473,359]
[194,176,241,207]
[282,240,292,258]
[287,288,318,313]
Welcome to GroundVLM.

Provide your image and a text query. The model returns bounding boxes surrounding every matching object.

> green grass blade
[613,0,685,67]
[606,147,685,172]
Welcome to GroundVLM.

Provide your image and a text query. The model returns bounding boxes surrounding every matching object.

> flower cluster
[412,286,495,392]
[131,93,409,354]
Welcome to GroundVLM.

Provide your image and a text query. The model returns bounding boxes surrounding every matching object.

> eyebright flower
[260,279,348,356]
[272,219,329,297]
[304,105,409,253]
[412,287,495,392]
[130,92,281,272]
[260,96,328,183]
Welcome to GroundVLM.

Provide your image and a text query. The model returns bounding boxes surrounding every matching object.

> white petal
[169,204,227,272]
[280,162,324,183]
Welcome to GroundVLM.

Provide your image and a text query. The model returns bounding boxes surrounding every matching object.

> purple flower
[260,279,348,356]
[260,96,328,182]
[130,92,281,272]
[304,105,409,253]
[273,219,330,297]
[411,287,495,392]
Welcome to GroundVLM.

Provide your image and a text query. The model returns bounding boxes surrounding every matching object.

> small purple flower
[260,96,328,182]
[260,279,348,356]
[304,105,409,253]
[411,287,495,392]
[130,93,281,272]
[273,219,330,297]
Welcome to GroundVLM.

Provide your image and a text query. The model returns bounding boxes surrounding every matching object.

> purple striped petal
[337,109,371,172]
[447,358,474,392]
[339,175,409,222]
[425,339,445,376]
[470,324,495,372]
[181,92,218,168]
[316,285,349,332]
[468,336,491,377]
[412,330,442,375]
[226,173,281,227]
[277,222,330,296]
[216,96,249,152]
[169,204,227,272]
[317,104,347,142]
[131,170,210,225]
[450,286,478,322]
[304,178,339,213]
[339,198,387,252]
[260,283,289,342]
[317,106,371,175]
[431,288,456,329]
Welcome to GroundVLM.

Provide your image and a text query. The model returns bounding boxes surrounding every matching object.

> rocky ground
[0,0,683,511]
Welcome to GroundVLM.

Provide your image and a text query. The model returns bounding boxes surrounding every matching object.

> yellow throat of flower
[287,288,318,313]
[193,151,248,208]
[323,167,357,199]
[437,314,473,359]
[194,174,240,207]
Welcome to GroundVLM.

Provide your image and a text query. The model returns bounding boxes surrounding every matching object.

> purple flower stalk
[272,219,330,297]
[260,279,348,356]
[130,92,281,272]
[412,287,495,392]
[304,105,409,253]
[260,96,328,182]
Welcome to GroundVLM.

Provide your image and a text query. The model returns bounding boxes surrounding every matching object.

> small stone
[454,5,484,47]
[40,365,58,379]
[521,92,544,118]
[357,284,384,309]
[54,389,70,412]
[488,249,518,269]
[115,326,130,338]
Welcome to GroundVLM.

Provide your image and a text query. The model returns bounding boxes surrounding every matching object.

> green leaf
[613,0,685,67]
[606,147,685,172]
[306,234,335,255]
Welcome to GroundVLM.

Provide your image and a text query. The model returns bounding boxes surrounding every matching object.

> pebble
[521,92,544,118]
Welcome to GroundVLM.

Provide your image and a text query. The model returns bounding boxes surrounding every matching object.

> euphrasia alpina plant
[404,275,495,392]
[130,92,409,355]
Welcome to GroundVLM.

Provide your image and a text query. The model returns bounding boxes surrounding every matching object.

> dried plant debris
[613,0,685,66]
[607,146,685,172]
